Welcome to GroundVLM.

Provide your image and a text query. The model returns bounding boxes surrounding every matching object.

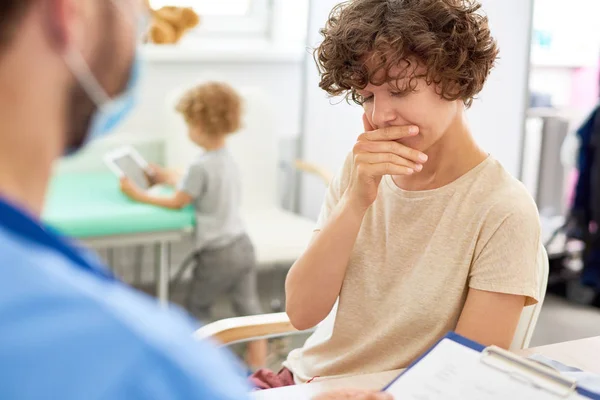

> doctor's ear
[42,0,78,50]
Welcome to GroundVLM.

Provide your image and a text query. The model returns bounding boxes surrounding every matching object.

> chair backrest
[164,83,278,213]
[509,244,550,350]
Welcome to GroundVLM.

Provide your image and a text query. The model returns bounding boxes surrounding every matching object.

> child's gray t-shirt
[178,148,245,249]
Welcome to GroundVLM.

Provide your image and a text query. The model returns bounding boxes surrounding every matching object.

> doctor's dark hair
[315,0,499,107]
[0,1,34,51]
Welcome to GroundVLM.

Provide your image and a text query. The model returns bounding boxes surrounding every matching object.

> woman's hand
[313,389,393,400]
[343,115,428,212]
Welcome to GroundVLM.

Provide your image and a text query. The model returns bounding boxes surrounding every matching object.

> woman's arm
[120,177,192,210]
[455,289,526,349]
[286,120,427,331]
[285,197,367,331]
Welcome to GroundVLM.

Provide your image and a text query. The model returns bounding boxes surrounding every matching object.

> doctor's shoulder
[0,240,250,400]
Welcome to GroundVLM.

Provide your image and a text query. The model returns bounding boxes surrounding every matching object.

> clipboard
[383,332,600,399]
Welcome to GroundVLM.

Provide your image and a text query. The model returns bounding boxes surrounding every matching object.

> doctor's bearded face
[66,0,140,150]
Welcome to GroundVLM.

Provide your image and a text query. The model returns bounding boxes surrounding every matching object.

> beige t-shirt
[284,154,541,383]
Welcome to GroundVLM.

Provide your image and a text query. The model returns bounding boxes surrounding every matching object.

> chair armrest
[294,160,333,186]
[194,312,313,346]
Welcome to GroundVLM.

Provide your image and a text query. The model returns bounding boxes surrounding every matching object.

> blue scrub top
[0,197,251,399]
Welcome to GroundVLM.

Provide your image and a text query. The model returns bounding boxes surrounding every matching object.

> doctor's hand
[313,389,394,400]
[120,177,143,201]
[342,114,428,213]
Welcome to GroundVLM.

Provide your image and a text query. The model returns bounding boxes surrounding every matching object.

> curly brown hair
[176,82,243,136]
[315,0,499,107]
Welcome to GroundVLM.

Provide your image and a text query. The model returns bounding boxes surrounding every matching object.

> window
[150,0,251,15]
[531,0,600,67]
[149,0,271,38]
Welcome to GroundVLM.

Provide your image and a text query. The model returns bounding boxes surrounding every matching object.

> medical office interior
[44,0,600,391]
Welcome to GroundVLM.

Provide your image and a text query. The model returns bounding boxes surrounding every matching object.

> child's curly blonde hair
[176,82,243,136]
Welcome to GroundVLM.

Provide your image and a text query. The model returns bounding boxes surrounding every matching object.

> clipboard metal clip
[481,346,578,398]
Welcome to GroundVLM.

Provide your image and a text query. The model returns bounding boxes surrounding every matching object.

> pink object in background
[570,65,599,110]
[566,169,578,208]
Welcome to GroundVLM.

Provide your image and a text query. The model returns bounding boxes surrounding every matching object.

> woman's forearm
[285,197,366,330]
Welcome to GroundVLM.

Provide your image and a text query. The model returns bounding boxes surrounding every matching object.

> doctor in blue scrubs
[0,0,392,399]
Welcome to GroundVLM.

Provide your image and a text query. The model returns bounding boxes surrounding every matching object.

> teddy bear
[145,1,201,45]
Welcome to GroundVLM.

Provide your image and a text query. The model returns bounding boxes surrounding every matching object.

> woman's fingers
[358,125,419,142]
[353,140,428,165]
[354,152,423,172]
[353,116,428,182]
[355,160,417,177]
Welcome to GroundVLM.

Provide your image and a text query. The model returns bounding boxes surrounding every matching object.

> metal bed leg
[133,245,144,285]
[156,242,171,308]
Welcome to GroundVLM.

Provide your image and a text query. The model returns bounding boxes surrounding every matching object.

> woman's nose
[370,97,396,128]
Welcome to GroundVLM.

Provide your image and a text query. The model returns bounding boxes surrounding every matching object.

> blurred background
[47,0,600,356]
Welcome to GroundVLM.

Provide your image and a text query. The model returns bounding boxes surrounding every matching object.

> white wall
[299,0,364,220]
[300,0,534,219]
[468,0,533,175]
[120,58,303,144]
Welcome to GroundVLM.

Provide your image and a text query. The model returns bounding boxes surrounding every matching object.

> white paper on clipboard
[385,338,586,400]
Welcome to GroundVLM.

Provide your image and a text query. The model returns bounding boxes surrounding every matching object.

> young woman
[252,0,543,388]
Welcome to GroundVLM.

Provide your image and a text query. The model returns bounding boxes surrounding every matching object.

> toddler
[120,82,267,370]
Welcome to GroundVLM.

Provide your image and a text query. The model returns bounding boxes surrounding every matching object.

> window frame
[150,0,272,39]
[142,0,308,63]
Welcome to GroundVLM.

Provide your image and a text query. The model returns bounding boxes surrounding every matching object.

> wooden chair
[196,247,550,351]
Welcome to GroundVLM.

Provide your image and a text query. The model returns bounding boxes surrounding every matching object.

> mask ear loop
[62,0,138,108]
[63,0,148,108]
[63,49,111,107]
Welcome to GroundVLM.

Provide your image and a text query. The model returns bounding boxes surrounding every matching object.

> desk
[43,172,196,306]
[252,336,600,399]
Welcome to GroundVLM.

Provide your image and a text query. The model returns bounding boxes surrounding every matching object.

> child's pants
[186,234,263,322]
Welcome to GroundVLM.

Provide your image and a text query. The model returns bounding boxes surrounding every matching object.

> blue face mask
[86,57,141,143]
[64,12,148,154]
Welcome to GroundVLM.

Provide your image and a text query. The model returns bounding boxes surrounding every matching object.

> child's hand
[146,164,168,185]
[120,177,142,200]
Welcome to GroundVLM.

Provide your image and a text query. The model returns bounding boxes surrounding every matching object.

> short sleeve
[315,153,354,230]
[469,200,542,307]
[178,162,206,199]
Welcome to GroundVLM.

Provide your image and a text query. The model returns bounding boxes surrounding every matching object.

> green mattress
[43,172,195,238]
